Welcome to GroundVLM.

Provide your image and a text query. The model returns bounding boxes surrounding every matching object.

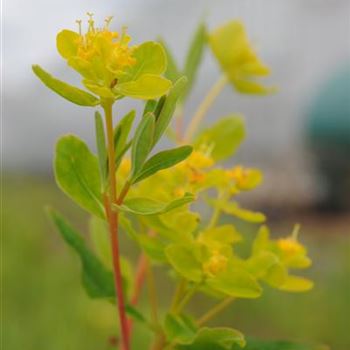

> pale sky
[3,0,350,170]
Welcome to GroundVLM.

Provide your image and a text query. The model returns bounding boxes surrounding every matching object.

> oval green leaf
[114,74,172,100]
[32,65,99,106]
[207,264,262,299]
[122,41,167,81]
[131,113,155,178]
[54,134,105,218]
[94,111,108,189]
[153,76,188,145]
[177,327,246,349]
[114,109,136,167]
[183,22,207,100]
[48,208,115,298]
[132,145,193,183]
[165,243,203,282]
[194,115,245,161]
[113,193,194,216]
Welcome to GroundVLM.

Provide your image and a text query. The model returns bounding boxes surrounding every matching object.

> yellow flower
[226,165,262,191]
[186,151,214,169]
[277,238,304,255]
[203,250,228,277]
[276,226,312,269]
[209,21,276,95]
[55,14,171,100]
[57,14,136,95]
[175,151,213,185]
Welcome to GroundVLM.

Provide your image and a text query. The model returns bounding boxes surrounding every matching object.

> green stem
[207,205,221,230]
[184,75,227,142]
[207,190,229,229]
[170,279,188,313]
[103,101,130,350]
[174,283,199,314]
[196,297,235,326]
[170,278,187,312]
[145,258,159,327]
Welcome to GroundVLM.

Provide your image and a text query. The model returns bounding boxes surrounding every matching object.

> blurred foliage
[3,175,350,349]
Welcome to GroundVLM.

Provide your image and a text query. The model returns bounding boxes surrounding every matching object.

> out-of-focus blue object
[306,64,350,211]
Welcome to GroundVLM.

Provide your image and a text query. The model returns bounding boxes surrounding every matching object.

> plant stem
[207,205,221,230]
[174,283,199,314]
[145,258,159,327]
[196,297,235,326]
[128,229,157,337]
[184,75,227,142]
[103,101,130,350]
[170,279,188,313]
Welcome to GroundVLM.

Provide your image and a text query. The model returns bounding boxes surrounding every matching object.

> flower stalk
[103,101,130,350]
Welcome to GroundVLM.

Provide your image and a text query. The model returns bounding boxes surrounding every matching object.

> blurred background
[3,0,350,349]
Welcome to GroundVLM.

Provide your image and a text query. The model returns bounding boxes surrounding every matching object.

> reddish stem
[127,230,156,335]
[103,102,130,350]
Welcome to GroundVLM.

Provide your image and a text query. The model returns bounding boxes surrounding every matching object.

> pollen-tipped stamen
[87,12,95,32]
[104,16,113,29]
[75,19,82,35]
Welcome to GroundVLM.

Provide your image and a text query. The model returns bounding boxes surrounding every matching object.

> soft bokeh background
[3,0,350,349]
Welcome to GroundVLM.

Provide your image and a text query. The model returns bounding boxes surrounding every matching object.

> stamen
[87,12,95,32]
[120,26,128,44]
[104,16,113,29]
[75,19,82,35]
[291,224,301,240]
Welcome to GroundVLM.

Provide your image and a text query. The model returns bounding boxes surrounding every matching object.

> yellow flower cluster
[57,14,136,94]
[210,21,276,94]
[176,151,214,185]
[277,238,305,255]
[226,165,262,191]
[203,250,229,277]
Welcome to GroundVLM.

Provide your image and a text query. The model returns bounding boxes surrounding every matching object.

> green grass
[3,174,350,349]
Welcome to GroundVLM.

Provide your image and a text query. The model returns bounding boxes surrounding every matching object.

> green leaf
[125,304,148,324]
[89,216,112,268]
[165,243,203,282]
[246,252,279,279]
[153,76,188,145]
[54,134,105,218]
[226,203,265,223]
[194,115,245,161]
[231,337,317,350]
[183,22,207,99]
[159,38,181,82]
[83,80,115,99]
[114,110,136,167]
[94,111,107,188]
[176,327,246,350]
[143,99,157,116]
[164,313,197,344]
[122,41,167,81]
[137,234,167,262]
[32,65,99,106]
[132,145,193,183]
[212,200,265,223]
[114,74,172,100]
[48,208,115,298]
[115,141,132,170]
[264,262,287,288]
[114,193,194,216]
[200,225,242,247]
[278,275,314,293]
[154,95,167,121]
[131,113,155,178]
[207,264,262,298]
